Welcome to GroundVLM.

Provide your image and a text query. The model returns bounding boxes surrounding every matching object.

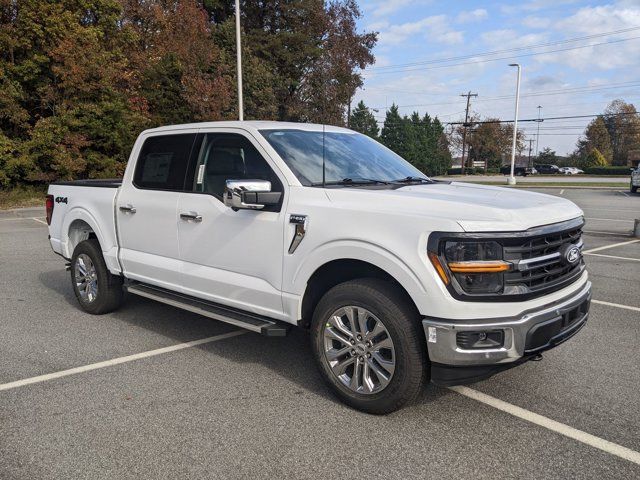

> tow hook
[531,353,544,362]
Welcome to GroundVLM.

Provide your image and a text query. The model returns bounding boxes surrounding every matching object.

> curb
[0,206,46,219]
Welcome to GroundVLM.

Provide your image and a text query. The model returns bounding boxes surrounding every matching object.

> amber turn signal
[428,252,450,285]
[447,261,511,273]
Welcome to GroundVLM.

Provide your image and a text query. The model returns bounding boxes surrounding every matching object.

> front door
[177,130,287,319]
[117,132,197,291]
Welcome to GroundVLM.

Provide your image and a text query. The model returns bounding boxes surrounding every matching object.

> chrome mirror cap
[224,179,272,210]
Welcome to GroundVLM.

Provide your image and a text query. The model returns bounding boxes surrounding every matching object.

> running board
[125,283,290,337]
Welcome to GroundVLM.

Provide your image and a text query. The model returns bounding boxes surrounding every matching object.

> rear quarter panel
[47,184,120,273]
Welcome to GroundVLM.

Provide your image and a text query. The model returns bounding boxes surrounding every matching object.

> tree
[379,106,451,175]
[464,119,523,169]
[0,0,378,187]
[584,148,608,168]
[349,101,378,138]
[603,99,640,166]
[537,147,557,164]
[575,116,612,165]
[380,104,406,157]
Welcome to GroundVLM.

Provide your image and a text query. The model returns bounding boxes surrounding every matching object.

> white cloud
[378,15,464,46]
[556,4,640,33]
[535,4,640,70]
[500,0,580,15]
[521,15,552,29]
[368,0,432,18]
[456,8,488,24]
[480,29,549,48]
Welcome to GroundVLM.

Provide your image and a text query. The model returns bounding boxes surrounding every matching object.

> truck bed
[50,179,122,188]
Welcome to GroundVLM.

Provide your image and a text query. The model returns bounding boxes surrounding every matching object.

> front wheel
[310,278,428,414]
[70,239,123,314]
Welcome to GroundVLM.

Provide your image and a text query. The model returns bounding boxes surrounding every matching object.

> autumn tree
[575,116,612,165]
[462,119,524,169]
[0,0,377,187]
[602,99,640,166]
[349,101,379,138]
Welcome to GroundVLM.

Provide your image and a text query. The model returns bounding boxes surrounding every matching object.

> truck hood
[325,181,584,232]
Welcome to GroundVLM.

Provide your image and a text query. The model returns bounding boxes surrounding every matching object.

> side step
[125,283,290,337]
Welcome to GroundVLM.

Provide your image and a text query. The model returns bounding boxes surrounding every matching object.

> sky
[354,0,640,155]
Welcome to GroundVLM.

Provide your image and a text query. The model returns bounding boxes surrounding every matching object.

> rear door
[177,129,288,319]
[117,131,197,291]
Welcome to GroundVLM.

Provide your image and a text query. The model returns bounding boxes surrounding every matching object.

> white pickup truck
[46,121,591,413]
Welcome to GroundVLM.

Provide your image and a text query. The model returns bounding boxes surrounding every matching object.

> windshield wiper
[312,178,391,186]
[391,176,433,184]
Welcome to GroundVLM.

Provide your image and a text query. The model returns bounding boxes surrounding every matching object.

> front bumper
[422,280,591,382]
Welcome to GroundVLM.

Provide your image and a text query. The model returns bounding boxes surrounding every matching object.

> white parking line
[31,217,47,225]
[559,189,564,195]
[592,299,640,313]
[0,330,245,392]
[583,239,640,254]
[449,385,640,466]
[585,253,640,262]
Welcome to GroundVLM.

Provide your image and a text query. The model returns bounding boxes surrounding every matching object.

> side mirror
[223,179,282,210]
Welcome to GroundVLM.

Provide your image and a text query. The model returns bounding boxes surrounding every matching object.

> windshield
[259,129,429,186]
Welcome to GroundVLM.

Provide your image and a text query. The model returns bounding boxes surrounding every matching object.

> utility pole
[535,105,543,157]
[460,91,477,174]
[527,138,534,168]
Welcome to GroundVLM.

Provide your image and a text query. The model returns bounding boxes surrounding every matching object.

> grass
[0,185,47,210]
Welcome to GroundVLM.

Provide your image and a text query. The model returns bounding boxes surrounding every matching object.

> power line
[363,36,640,77]
[368,26,640,71]
[371,80,640,109]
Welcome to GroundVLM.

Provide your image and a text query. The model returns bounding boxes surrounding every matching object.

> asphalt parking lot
[1,188,639,479]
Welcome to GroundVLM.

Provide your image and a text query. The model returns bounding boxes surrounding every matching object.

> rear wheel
[631,180,638,193]
[70,239,123,314]
[310,278,428,414]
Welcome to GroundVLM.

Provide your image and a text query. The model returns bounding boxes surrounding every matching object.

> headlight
[429,240,511,295]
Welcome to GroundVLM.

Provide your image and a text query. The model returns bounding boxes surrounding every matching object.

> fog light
[457,330,504,349]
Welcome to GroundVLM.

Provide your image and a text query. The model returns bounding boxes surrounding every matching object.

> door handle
[119,204,136,214]
[180,212,202,223]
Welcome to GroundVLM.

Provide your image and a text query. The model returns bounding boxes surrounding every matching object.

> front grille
[503,223,584,295]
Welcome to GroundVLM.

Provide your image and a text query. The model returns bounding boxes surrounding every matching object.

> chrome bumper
[422,281,592,366]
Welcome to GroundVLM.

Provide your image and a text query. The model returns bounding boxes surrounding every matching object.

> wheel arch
[60,208,115,268]
[299,258,422,328]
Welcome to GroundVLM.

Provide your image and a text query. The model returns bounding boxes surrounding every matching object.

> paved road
[1,189,639,479]
[434,174,629,184]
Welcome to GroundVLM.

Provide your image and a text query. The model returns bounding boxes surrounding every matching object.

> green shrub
[583,166,632,175]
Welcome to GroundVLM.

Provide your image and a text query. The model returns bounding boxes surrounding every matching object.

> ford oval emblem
[566,246,581,264]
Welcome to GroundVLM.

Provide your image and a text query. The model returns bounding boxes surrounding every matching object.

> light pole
[507,63,521,185]
[235,0,244,121]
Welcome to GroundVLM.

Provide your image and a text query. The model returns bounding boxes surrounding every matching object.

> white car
[559,167,584,175]
[45,121,591,414]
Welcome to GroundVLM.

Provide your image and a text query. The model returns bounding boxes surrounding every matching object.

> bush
[446,167,485,175]
[583,166,633,175]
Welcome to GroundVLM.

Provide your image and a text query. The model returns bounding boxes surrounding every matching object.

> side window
[190,133,282,199]
[134,134,196,190]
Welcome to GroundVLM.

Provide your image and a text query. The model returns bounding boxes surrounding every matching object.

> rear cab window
[133,134,197,190]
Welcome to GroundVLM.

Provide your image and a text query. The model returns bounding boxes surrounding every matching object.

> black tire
[310,278,428,414]
[631,181,638,193]
[70,238,123,314]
